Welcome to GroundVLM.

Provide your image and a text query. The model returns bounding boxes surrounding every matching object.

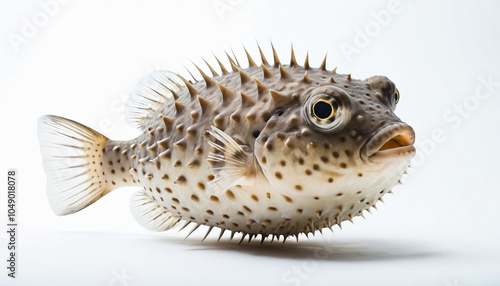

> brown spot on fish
[226,190,235,200]
[245,113,256,122]
[298,157,305,165]
[275,172,282,179]
[175,175,187,184]
[265,141,273,151]
[187,159,200,168]
[195,147,203,155]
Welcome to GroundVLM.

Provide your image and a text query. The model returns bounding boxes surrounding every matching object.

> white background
[0,0,499,285]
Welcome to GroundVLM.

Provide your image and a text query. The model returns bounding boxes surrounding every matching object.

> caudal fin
[38,115,112,216]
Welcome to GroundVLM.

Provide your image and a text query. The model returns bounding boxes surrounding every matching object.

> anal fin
[130,191,180,232]
[206,126,256,195]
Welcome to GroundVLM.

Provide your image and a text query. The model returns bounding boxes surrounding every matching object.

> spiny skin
[102,50,415,238]
[38,44,416,242]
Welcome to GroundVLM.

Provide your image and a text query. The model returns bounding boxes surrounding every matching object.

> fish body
[38,44,415,241]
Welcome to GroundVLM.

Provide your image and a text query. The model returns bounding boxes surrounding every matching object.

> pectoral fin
[206,126,256,195]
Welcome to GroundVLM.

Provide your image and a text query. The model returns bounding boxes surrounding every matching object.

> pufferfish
[37,44,415,243]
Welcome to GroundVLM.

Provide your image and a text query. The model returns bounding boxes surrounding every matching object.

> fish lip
[368,145,416,162]
[362,123,416,162]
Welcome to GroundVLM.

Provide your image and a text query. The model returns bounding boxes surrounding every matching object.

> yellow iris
[312,99,335,121]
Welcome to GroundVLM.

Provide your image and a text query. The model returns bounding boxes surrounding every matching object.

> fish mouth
[363,123,416,162]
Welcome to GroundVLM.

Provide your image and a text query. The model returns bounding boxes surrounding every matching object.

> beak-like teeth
[365,124,415,157]
[378,134,413,151]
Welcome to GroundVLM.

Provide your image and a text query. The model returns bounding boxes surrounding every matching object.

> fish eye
[393,88,400,105]
[312,99,337,121]
[306,94,344,132]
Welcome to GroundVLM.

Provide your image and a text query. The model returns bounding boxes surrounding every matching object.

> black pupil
[314,101,333,119]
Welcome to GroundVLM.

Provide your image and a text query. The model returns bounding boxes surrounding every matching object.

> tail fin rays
[38,115,111,216]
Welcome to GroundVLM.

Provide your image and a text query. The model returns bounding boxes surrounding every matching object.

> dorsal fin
[125,71,188,129]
